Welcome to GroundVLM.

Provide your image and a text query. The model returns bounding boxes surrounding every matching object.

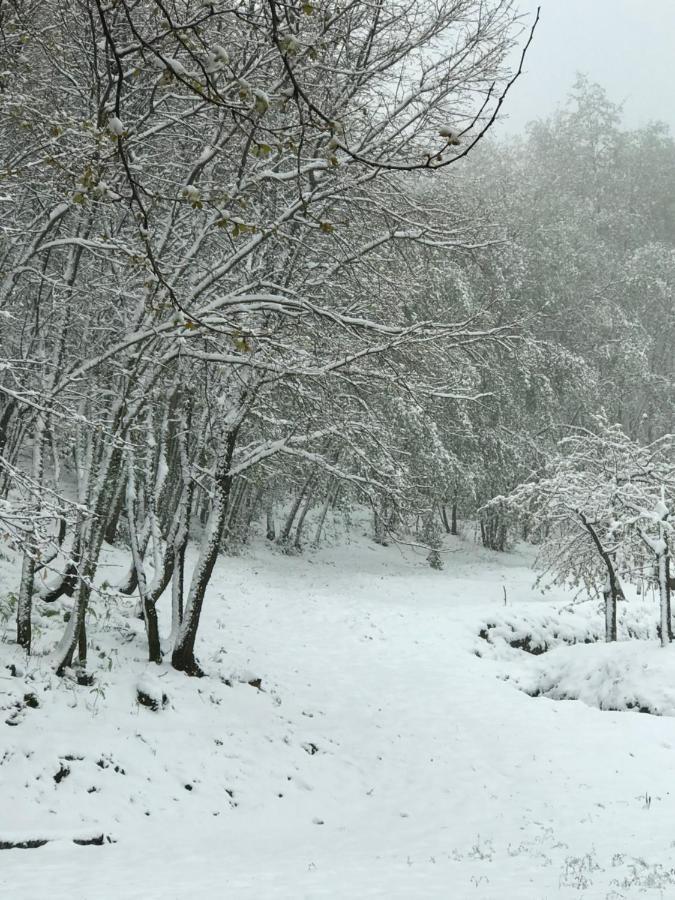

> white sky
[496,0,675,134]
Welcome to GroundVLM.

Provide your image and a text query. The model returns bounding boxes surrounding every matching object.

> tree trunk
[451,501,458,536]
[580,512,620,643]
[439,503,450,534]
[0,400,18,498]
[266,503,276,540]
[481,505,506,551]
[41,525,82,603]
[278,476,313,546]
[603,579,618,643]
[656,524,672,646]
[55,577,92,675]
[41,560,78,603]
[16,413,46,653]
[143,486,194,652]
[127,455,162,664]
[172,428,238,675]
[240,485,263,544]
[144,600,162,664]
[170,540,185,645]
[103,478,125,545]
[222,478,245,547]
[53,441,125,674]
[661,544,672,646]
[497,521,507,553]
[373,507,389,546]
[17,552,35,653]
[294,485,315,551]
[77,613,87,666]
[312,479,336,548]
[0,414,28,499]
[0,399,16,464]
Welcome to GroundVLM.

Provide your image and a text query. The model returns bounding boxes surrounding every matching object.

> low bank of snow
[2,532,675,899]
[477,595,659,658]
[509,640,675,716]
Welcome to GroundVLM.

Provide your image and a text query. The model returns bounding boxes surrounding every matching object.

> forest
[1,1,674,897]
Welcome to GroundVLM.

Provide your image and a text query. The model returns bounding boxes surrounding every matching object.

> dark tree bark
[172,427,239,676]
[17,552,35,653]
[579,512,620,643]
[266,503,276,540]
[41,561,79,603]
[664,549,673,644]
[171,541,185,633]
[77,614,87,666]
[278,478,311,546]
[103,478,125,545]
[16,414,47,653]
[0,399,16,463]
[55,561,94,675]
[294,485,315,551]
[440,504,451,534]
[54,444,125,674]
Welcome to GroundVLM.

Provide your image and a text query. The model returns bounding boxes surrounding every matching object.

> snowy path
[3,536,675,898]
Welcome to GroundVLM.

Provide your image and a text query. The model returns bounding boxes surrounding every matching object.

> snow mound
[478,599,659,658]
[479,607,601,656]
[135,672,168,711]
[510,641,675,715]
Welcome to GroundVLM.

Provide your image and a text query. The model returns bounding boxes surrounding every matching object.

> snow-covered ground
[3,529,675,899]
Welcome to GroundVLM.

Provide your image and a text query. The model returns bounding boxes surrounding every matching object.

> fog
[499,0,675,133]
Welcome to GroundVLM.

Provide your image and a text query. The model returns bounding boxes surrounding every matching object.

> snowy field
[3,530,675,899]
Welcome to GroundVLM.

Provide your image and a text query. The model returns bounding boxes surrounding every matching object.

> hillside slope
[2,532,675,899]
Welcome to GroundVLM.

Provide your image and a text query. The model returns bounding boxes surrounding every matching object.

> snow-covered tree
[0,0,533,673]
[505,418,674,644]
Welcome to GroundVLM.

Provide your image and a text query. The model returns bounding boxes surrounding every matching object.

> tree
[0,0,533,673]
[504,418,674,644]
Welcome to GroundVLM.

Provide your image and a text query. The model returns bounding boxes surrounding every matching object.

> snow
[183,184,201,202]
[3,532,675,898]
[164,58,188,77]
[107,117,124,137]
[135,671,168,710]
[508,640,675,715]
[653,499,669,521]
